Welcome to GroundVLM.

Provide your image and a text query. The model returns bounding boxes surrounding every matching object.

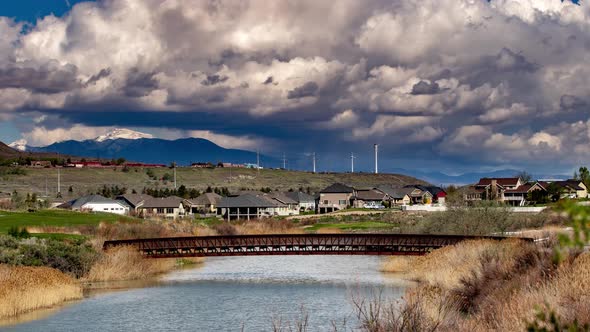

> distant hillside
[0,167,427,198]
[0,141,70,161]
[389,168,570,186]
[31,138,272,166]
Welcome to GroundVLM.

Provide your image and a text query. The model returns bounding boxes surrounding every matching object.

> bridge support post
[247,207,250,221]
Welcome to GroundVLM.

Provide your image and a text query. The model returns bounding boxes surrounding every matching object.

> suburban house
[189,192,222,214]
[30,160,52,168]
[504,182,547,206]
[317,183,356,213]
[58,195,130,215]
[546,179,588,199]
[139,196,189,219]
[464,177,558,206]
[283,191,316,211]
[116,194,153,213]
[375,186,412,206]
[465,177,523,203]
[217,193,287,220]
[267,192,300,215]
[404,187,434,204]
[405,185,447,204]
[353,189,388,208]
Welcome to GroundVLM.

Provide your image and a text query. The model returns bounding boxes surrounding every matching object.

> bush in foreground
[0,236,99,278]
[376,239,590,331]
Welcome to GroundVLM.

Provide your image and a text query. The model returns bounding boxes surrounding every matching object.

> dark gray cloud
[287,81,319,99]
[263,76,273,84]
[201,74,229,86]
[494,48,538,73]
[84,68,111,87]
[0,64,80,94]
[123,68,159,97]
[560,94,586,110]
[411,80,440,95]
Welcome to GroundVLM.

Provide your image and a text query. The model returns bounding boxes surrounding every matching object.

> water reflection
[2,256,409,332]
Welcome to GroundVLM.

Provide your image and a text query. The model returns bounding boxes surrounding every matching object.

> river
[1,256,410,332]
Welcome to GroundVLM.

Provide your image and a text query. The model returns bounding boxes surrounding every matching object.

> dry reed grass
[83,246,203,282]
[376,239,590,331]
[0,265,82,319]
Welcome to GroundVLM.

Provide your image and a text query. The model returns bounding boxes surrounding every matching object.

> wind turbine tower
[351,152,356,173]
[374,144,379,174]
[312,152,316,173]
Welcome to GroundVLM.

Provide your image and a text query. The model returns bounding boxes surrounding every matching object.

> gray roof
[217,194,284,208]
[269,192,298,204]
[190,193,222,205]
[141,196,185,209]
[63,195,125,210]
[320,183,355,193]
[355,189,386,201]
[116,194,152,208]
[283,191,315,203]
[376,186,413,199]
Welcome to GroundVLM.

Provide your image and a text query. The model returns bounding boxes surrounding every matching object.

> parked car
[363,202,382,209]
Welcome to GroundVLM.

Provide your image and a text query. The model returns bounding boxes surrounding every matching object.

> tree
[515,170,533,183]
[547,182,563,202]
[578,166,590,188]
[177,185,188,198]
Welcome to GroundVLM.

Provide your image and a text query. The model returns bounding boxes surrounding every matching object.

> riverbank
[0,265,82,320]
[378,239,590,331]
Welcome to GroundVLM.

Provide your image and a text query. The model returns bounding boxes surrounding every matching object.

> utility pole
[351,152,356,173]
[282,153,286,170]
[374,144,379,174]
[45,176,48,197]
[57,153,61,196]
[173,162,177,189]
[256,150,260,175]
[312,152,316,173]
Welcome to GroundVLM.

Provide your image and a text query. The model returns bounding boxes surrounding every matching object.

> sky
[0,0,589,174]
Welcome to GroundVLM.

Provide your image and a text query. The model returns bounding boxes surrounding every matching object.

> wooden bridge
[102,233,533,258]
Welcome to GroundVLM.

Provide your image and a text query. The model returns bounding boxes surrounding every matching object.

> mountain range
[7,128,570,185]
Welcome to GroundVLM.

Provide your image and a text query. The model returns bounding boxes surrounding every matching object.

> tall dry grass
[0,265,82,319]
[375,239,590,331]
[83,246,203,282]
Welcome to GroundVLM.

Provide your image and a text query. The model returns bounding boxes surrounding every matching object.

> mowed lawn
[0,209,137,234]
[305,221,397,232]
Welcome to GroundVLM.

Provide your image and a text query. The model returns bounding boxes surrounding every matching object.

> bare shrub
[83,246,178,282]
[352,289,448,332]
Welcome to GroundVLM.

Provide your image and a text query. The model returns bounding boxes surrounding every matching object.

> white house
[59,195,130,215]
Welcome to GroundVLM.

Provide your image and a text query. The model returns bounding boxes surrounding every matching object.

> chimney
[491,179,497,200]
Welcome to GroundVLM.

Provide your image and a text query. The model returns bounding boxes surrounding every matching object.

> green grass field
[305,221,397,232]
[0,209,137,234]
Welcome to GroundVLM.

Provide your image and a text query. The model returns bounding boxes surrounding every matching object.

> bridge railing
[102,233,534,258]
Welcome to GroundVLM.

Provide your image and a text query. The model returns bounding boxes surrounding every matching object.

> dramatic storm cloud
[0,0,589,173]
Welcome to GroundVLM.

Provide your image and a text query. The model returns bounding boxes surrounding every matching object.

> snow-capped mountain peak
[8,139,27,151]
[95,128,154,142]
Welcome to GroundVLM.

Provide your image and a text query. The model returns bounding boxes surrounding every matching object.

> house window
[157,208,165,213]
[338,200,346,205]
[104,208,108,211]
[323,200,328,204]
[166,208,174,214]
